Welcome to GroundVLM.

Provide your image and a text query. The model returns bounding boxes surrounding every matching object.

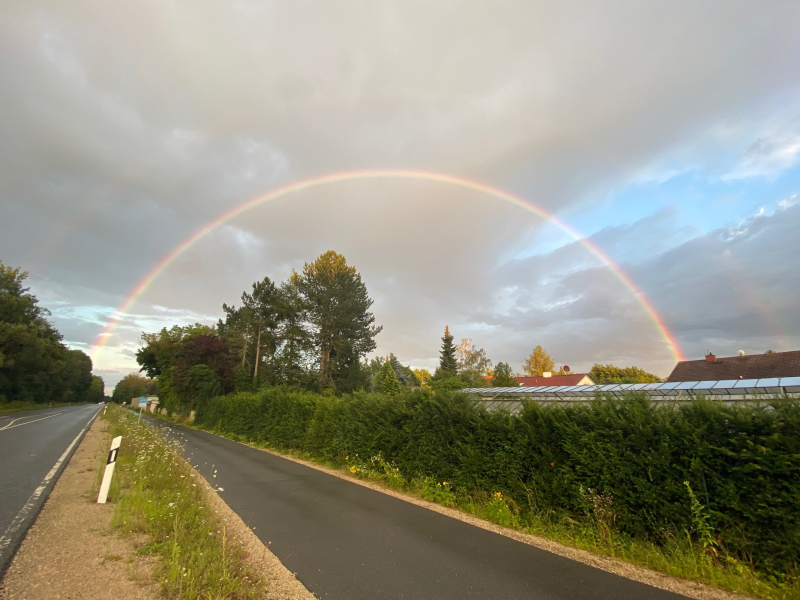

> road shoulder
[0,413,158,600]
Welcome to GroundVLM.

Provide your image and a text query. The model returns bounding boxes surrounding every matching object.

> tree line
[0,261,105,405]
[133,251,382,412]
[127,250,661,410]
[424,329,662,391]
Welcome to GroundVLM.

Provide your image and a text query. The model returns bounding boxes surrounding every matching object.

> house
[516,372,596,387]
[666,350,800,382]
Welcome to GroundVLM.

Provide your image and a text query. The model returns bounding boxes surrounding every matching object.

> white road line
[0,412,64,432]
[0,408,100,555]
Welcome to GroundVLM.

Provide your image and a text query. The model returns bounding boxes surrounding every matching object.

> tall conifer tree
[437,326,458,374]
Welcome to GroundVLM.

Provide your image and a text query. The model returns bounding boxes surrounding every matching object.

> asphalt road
[155,421,689,600]
[0,404,101,576]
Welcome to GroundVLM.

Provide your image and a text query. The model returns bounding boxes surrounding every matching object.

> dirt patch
[244,443,753,600]
[0,415,158,600]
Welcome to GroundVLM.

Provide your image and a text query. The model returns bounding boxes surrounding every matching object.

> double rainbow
[92,169,685,363]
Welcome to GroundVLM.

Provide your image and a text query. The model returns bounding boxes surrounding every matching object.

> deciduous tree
[456,338,492,387]
[0,261,95,404]
[589,364,662,384]
[521,345,554,377]
[413,368,431,387]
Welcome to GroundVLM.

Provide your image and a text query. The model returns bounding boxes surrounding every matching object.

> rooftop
[666,351,800,382]
[516,374,594,387]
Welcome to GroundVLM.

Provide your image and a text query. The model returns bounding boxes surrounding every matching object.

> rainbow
[91,169,685,363]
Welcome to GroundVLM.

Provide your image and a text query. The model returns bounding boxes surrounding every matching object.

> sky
[2,1,800,392]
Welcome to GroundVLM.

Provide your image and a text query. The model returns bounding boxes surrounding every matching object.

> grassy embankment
[175,390,799,600]
[0,400,91,414]
[99,403,262,599]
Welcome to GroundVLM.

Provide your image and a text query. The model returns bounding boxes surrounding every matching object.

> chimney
[705,353,716,363]
[543,372,552,377]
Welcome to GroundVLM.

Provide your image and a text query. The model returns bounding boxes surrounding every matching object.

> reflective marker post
[97,436,122,504]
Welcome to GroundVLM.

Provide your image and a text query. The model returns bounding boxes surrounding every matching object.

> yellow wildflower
[349,465,357,474]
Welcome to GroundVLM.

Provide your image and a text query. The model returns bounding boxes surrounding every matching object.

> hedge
[195,388,800,577]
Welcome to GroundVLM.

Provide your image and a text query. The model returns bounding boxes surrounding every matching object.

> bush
[195,388,800,580]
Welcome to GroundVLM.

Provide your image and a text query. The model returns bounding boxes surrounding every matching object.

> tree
[136,324,215,378]
[374,358,402,396]
[218,303,253,370]
[435,326,458,375]
[368,353,420,390]
[492,362,518,387]
[589,364,662,384]
[0,261,95,404]
[413,368,431,387]
[185,364,221,411]
[136,325,235,413]
[521,345,554,377]
[241,277,278,384]
[87,375,106,403]
[456,338,492,387]
[295,251,381,389]
[272,277,313,387]
[111,373,154,404]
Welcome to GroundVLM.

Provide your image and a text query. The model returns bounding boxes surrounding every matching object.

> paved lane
[155,421,688,600]
[0,404,101,576]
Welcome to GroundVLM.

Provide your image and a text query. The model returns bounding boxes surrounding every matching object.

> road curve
[0,404,101,577]
[155,421,689,600]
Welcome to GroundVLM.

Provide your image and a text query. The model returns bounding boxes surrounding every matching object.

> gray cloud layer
[2,1,800,388]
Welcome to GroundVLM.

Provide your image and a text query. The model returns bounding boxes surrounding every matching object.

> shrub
[195,388,800,580]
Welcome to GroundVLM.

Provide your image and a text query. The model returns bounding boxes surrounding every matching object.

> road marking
[0,412,64,432]
[0,408,100,555]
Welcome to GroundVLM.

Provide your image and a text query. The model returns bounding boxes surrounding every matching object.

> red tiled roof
[516,374,594,387]
[666,351,800,382]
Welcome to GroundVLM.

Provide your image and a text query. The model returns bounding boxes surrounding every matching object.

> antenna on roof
[563,365,570,373]
[738,350,745,356]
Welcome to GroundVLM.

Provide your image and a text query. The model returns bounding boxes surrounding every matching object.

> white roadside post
[97,436,122,504]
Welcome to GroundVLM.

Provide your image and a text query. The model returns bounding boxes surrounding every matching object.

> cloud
[2,1,800,385]
[724,132,800,181]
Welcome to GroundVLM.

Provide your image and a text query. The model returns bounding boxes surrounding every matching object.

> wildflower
[349,465,357,474]
[494,491,503,499]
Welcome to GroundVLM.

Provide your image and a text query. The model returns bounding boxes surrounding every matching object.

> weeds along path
[103,406,264,599]
[147,417,691,600]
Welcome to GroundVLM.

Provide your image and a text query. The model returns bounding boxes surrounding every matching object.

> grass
[101,404,263,600]
[237,433,800,600]
[338,454,799,600]
[141,406,799,600]
[0,400,91,414]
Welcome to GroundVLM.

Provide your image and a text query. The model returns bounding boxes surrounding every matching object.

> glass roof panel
[733,379,760,389]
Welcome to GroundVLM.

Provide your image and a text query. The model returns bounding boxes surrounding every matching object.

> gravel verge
[0,414,158,600]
